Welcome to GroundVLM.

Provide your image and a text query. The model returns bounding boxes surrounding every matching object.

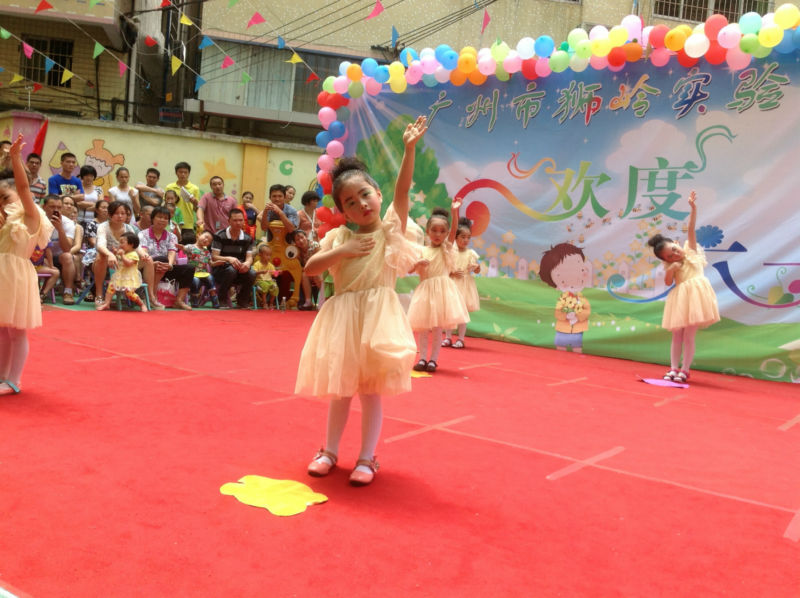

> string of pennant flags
[2,0,491,97]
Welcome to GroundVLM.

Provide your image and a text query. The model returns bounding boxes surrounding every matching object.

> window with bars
[653,0,771,22]
[20,37,74,88]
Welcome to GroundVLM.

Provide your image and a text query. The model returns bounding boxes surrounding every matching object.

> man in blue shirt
[48,152,84,196]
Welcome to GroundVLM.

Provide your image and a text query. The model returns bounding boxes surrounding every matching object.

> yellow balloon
[388,61,405,78]
[591,37,612,57]
[676,24,693,38]
[774,3,800,29]
[389,76,407,93]
[457,53,477,73]
[460,46,478,57]
[664,29,687,51]
[758,25,783,48]
[608,25,628,47]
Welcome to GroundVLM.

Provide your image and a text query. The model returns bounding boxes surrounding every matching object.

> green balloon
[495,64,510,81]
[739,33,759,53]
[322,194,335,208]
[549,50,569,72]
[348,81,364,98]
[559,41,570,51]
[575,39,592,59]
[751,42,771,58]
[322,76,336,93]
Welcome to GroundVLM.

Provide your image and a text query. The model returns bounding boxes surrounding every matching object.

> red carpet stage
[1,309,798,597]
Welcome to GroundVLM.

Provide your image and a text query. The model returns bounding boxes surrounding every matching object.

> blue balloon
[793,26,800,48]
[774,29,796,53]
[315,130,332,148]
[435,44,452,63]
[374,65,391,83]
[399,47,419,66]
[338,61,351,76]
[534,35,554,58]
[441,50,459,70]
[328,121,345,139]
[361,57,378,77]
[421,73,438,87]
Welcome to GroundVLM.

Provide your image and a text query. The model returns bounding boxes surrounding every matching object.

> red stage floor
[1,308,798,597]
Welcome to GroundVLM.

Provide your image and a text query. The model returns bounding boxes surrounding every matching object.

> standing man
[48,152,84,197]
[136,167,165,208]
[197,176,237,234]
[26,153,48,202]
[211,208,256,309]
[164,161,200,244]
[43,195,77,305]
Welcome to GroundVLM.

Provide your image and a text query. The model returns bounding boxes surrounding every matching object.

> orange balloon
[457,53,477,74]
[467,70,487,85]
[450,69,467,86]
[623,42,643,61]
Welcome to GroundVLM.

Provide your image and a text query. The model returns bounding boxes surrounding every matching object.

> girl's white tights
[418,327,443,362]
[0,327,29,388]
[670,326,698,372]
[456,322,467,341]
[323,393,383,473]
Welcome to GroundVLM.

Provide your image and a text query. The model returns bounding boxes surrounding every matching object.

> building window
[653,0,771,22]
[20,37,74,88]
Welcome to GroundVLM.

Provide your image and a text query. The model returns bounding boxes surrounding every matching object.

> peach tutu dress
[0,202,54,329]
[295,206,422,398]
[662,241,720,331]
[453,248,480,313]
[407,243,470,331]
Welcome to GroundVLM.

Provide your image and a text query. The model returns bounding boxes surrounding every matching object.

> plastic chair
[37,272,56,303]
[114,282,151,311]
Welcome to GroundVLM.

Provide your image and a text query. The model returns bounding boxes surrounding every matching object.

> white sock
[428,327,443,363]
[356,393,382,472]
[320,396,352,461]
[0,327,29,387]
[457,323,467,340]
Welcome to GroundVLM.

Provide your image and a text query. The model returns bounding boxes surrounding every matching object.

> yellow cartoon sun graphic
[201,158,237,186]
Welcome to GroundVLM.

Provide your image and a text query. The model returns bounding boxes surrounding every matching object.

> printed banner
[341,56,800,383]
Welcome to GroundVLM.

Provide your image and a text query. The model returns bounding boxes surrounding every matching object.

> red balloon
[704,40,726,64]
[704,14,728,41]
[607,47,626,67]
[649,25,669,49]
[676,49,698,68]
[464,201,490,237]
[520,58,538,80]
[317,91,330,107]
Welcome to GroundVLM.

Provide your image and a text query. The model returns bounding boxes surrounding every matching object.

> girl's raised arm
[687,190,697,252]
[9,135,40,231]
[448,198,462,244]
[394,116,428,232]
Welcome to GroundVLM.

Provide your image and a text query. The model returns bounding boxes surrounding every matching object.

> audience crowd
[3,141,323,312]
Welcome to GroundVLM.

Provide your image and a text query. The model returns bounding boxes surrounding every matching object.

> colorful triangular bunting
[179,14,193,26]
[221,55,234,69]
[60,68,73,84]
[35,0,54,13]
[241,71,251,84]
[198,35,213,49]
[160,0,171,6]
[118,60,128,77]
[171,55,182,75]
[93,41,105,59]
[228,0,239,6]
[194,76,206,92]
[286,52,303,64]
[481,9,491,34]
[10,73,24,84]
[305,72,320,83]
[0,28,10,40]
[391,25,399,48]
[247,12,265,28]
[44,57,55,73]
[365,0,384,19]
[22,43,34,59]
[89,0,101,6]
[277,36,285,49]
[33,82,42,92]
[145,35,158,47]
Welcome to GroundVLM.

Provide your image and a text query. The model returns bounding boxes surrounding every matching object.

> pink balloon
[534,58,551,77]
[406,61,423,80]
[317,154,335,171]
[433,66,451,83]
[725,46,752,70]
[326,140,344,158]
[608,62,625,72]
[318,106,336,129]
[478,56,496,75]
[333,76,349,94]
[364,77,382,95]
[420,56,438,74]
[650,47,671,67]
[503,51,522,73]
[717,23,742,49]
[589,55,608,70]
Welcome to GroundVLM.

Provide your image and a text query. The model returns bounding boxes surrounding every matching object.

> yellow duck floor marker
[410,370,432,378]
[220,475,328,517]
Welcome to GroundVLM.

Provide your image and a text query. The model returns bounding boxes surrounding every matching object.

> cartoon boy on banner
[539,243,592,353]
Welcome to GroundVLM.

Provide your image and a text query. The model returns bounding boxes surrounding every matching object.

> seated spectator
[297,191,320,242]
[163,189,185,239]
[197,176,236,234]
[252,243,279,309]
[238,190,259,240]
[96,232,148,312]
[136,167,164,208]
[81,198,109,301]
[284,184,296,204]
[75,165,103,227]
[61,196,85,291]
[26,152,47,203]
[137,205,154,232]
[31,243,60,303]
[286,229,322,310]
[211,208,255,309]
[48,152,83,196]
[93,200,139,307]
[43,195,77,305]
[108,167,140,222]
[138,206,195,310]
[184,230,219,308]
[257,184,298,238]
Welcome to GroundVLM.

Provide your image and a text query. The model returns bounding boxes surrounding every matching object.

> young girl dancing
[296,116,427,487]
[97,232,148,312]
[0,135,54,395]
[407,201,470,372]
[647,190,719,383]
[443,216,481,349]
